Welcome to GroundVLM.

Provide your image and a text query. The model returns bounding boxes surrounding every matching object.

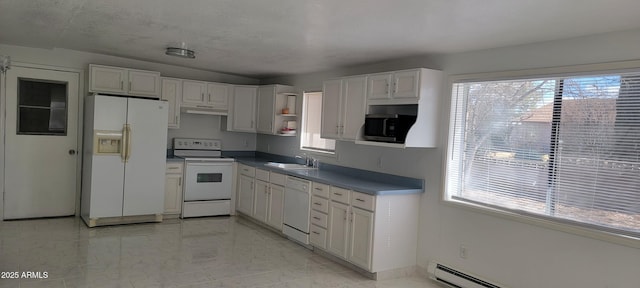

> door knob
[69,149,76,155]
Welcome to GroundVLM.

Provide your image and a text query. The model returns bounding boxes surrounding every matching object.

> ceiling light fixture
[165,42,195,59]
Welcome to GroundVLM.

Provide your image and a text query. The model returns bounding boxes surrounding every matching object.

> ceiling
[2,0,640,78]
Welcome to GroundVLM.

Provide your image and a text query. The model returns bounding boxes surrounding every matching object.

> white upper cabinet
[226,85,257,132]
[366,68,425,105]
[181,80,231,114]
[256,84,297,136]
[207,82,230,108]
[161,78,182,129]
[89,64,160,98]
[321,76,367,141]
[181,80,207,105]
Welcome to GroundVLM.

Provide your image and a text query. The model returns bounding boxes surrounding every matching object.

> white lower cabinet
[236,166,285,231]
[348,207,374,270]
[164,162,183,215]
[317,188,418,274]
[237,174,255,215]
[266,183,285,230]
[327,201,350,258]
[253,179,269,222]
[309,182,330,249]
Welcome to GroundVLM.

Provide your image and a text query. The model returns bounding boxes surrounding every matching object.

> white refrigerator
[81,95,168,227]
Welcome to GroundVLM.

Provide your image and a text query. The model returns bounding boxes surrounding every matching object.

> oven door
[184,162,233,201]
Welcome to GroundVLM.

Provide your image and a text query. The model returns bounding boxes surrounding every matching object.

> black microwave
[364,114,416,143]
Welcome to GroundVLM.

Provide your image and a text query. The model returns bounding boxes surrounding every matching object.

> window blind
[447,73,640,237]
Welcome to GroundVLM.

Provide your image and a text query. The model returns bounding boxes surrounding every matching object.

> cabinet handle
[313,202,322,206]
[129,81,132,90]
[168,167,179,170]
[333,192,342,196]
[385,81,389,93]
[343,210,347,220]
[208,93,211,102]
[314,187,323,191]
[175,116,178,124]
[312,216,321,220]
[312,231,320,235]
[121,81,124,90]
[355,198,365,202]
[350,211,354,222]
[179,178,182,186]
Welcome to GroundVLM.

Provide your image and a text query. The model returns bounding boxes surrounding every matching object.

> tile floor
[0,216,440,288]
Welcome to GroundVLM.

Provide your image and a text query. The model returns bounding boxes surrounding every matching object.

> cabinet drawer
[270,172,286,186]
[311,195,329,213]
[238,164,255,177]
[310,209,328,228]
[166,162,183,174]
[255,168,269,182]
[351,191,376,211]
[309,224,327,249]
[330,186,350,204]
[311,182,330,198]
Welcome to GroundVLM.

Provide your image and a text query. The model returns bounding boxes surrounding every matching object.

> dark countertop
[233,157,424,196]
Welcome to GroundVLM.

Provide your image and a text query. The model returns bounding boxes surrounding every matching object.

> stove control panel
[173,138,221,150]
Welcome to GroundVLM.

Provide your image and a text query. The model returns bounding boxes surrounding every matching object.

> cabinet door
[392,70,420,100]
[253,180,269,222]
[89,65,127,94]
[161,78,181,129]
[231,85,257,132]
[321,79,342,139]
[237,174,255,215]
[128,70,161,97]
[207,82,231,108]
[327,201,349,258]
[182,80,207,105]
[341,76,367,140]
[267,184,285,230]
[367,73,391,100]
[164,174,182,214]
[349,207,374,270]
[256,86,275,134]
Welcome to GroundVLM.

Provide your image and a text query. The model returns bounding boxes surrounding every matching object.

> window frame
[444,60,640,248]
[300,91,336,155]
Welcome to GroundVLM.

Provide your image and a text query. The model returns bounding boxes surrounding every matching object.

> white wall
[261,29,640,287]
[167,113,256,150]
[0,43,260,150]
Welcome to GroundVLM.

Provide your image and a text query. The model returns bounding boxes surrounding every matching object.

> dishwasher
[283,176,311,245]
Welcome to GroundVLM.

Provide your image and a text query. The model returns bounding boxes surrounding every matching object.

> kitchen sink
[264,162,317,170]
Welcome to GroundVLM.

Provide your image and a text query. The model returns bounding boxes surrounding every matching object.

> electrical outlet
[459,245,468,259]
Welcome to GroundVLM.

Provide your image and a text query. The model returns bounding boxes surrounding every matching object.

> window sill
[442,198,640,249]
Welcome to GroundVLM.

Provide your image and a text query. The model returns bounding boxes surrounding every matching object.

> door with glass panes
[3,66,79,219]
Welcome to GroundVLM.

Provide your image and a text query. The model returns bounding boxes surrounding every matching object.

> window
[447,72,640,238]
[17,78,68,135]
[301,91,335,153]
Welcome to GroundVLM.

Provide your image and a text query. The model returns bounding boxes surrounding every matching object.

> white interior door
[4,66,79,219]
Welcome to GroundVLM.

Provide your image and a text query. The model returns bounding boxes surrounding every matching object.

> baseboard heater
[428,262,504,288]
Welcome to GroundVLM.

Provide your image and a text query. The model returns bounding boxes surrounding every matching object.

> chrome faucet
[295,153,317,167]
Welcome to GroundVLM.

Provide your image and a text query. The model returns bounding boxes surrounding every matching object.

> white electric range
[173,138,234,218]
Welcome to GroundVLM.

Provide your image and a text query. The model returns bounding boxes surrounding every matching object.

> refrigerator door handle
[125,124,132,162]
[121,125,128,162]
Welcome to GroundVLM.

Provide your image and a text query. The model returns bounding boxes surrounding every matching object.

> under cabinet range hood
[181,106,228,116]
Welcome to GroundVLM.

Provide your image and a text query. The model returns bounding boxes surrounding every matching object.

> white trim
[442,59,640,249]
[0,62,84,221]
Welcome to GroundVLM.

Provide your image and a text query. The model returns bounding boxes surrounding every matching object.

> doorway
[3,66,80,219]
